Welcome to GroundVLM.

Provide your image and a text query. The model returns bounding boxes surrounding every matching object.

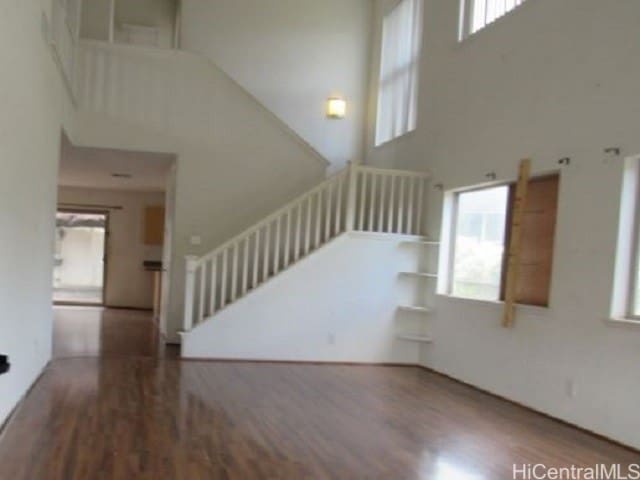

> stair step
[397,305,433,314]
[396,334,433,343]
[399,271,438,279]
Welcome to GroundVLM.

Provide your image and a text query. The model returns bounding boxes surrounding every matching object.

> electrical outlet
[190,235,202,246]
[327,333,336,345]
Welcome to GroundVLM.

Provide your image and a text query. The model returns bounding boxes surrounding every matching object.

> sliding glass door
[53,210,108,305]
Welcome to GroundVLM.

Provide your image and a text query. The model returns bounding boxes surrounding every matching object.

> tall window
[628,162,640,318]
[375,0,423,146]
[460,0,528,39]
[447,175,559,306]
[612,158,640,320]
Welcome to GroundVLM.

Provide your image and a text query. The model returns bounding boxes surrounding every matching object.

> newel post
[345,161,359,231]
[183,255,199,332]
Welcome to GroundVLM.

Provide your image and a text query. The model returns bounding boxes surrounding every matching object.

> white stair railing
[183,164,430,331]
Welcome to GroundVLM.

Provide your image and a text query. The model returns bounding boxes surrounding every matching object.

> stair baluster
[182,165,430,332]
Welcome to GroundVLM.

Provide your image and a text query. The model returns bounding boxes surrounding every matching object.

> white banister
[398,176,406,234]
[416,179,425,235]
[294,204,302,262]
[305,197,312,254]
[368,173,377,231]
[263,223,271,282]
[358,171,367,230]
[183,255,199,331]
[198,265,206,323]
[209,258,217,315]
[388,175,396,232]
[315,191,322,248]
[335,174,343,233]
[407,178,415,234]
[274,217,281,275]
[252,229,260,288]
[325,183,332,242]
[182,164,430,332]
[220,251,228,309]
[242,238,249,295]
[231,243,239,302]
[345,163,358,231]
[378,175,387,232]
[284,209,292,268]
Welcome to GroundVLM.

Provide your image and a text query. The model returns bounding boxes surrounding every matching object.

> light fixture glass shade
[327,98,346,119]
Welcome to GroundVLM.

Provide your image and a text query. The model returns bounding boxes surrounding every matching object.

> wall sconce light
[327,97,346,119]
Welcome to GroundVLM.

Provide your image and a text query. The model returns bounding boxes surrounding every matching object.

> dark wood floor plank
[0,308,636,479]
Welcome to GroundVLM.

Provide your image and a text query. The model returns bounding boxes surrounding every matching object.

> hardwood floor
[0,308,635,479]
[52,306,162,358]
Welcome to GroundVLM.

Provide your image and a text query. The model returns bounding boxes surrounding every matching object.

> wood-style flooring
[0,307,635,479]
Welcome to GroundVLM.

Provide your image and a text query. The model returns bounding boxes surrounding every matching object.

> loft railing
[182,164,430,331]
[49,0,81,102]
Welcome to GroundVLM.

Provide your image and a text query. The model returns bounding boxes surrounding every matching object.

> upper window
[446,175,559,306]
[375,0,423,146]
[460,0,528,39]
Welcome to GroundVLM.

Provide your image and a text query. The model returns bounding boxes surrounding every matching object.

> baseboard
[54,301,102,307]
[105,305,153,312]
[53,303,153,312]
[416,364,640,455]
[179,356,416,367]
[0,361,50,442]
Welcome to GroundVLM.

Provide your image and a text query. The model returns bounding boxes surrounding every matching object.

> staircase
[182,163,431,333]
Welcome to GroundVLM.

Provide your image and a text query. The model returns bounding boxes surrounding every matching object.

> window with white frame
[460,0,528,39]
[375,0,423,146]
[451,186,510,301]
[632,244,640,318]
[445,175,559,305]
[611,157,640,321]
[629,162,640,318]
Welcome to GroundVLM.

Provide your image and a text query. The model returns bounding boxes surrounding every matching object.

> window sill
[373,129,416,149]
[606,317,640,327]
[436,294,550,316]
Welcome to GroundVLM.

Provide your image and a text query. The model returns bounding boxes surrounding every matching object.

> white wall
[183,233,426,363]
[180,0,372,170]
[0,1,65,426]
[57,187,166,309]
[72,41,327,341]
[367,0,640,449]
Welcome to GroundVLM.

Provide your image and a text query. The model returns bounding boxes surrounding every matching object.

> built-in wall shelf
[395,236,437,347]
[399,271,438,279]
[398,305,433,314]
[396,334,433,343]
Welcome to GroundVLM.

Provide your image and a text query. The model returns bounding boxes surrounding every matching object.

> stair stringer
[181,232,425,364]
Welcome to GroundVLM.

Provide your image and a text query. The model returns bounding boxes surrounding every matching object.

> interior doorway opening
[55,131,176,338]
[53,210,109,305]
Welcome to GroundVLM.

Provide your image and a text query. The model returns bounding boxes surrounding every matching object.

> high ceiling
[58,135,174,192]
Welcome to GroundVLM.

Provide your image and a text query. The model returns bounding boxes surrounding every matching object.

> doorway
[53,210,109,305]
